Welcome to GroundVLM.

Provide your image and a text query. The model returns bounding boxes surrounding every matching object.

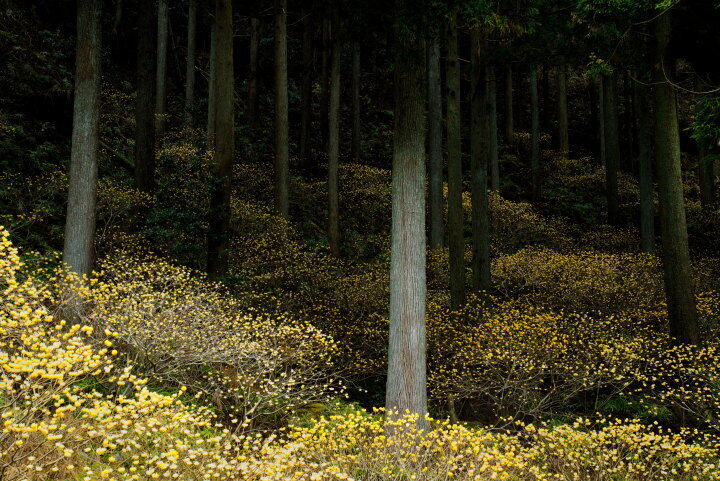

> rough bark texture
[351,41,362,163]
[489,66,499,191]
[504,64,514,145]
[598,76,606,168]
[63,0,102,278]
[446,15,465,309]
[207,23,216,145]
[427,32,444,249]
[470,30,490,292]
[207,0,234,278]
[184,0,197,126]
[248,16,260,131]
[653,13,699,345]
[637,83,655,253]
[299,8,313,165]
[557,64,569,155]
[274,0,290,219]
[603,72,620,226]
[327,23,341,257]
[155,0,169,136]
[134,0,156,193]
[385,6,427,421]
[530,66,540,201]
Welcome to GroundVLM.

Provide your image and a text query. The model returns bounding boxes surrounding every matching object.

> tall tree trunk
[504,64,514,145]
[299,7,313,166]
[112,0,122,35]
[385,4,427,421]
[470,30,490,292]
[598,76,606,167]
[274,0,290,219]
[557,63,569,156]
[184,0,197,126]
[351,41,361,163]
[489,66,499,191]
[427,32,443,249]
[699,145,716,208]
[155,0,169,136]
[530,65,540,201]
[654,12,699,345]
[207,0,234,278]
[540,65,550,132]
[63,0,101,278]
[446,14,464,309]
[637,83,655,253]
[603,72,620,225]
[134,0,156,193]
[327,21,341,257]
[207,22,216,145]
[320,14,330,150]
[247,16,260,131]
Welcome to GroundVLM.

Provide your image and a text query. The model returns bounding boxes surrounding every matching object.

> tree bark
[637,83,655,253]
[427,31,443,249]
[63,0,102,278]
[470,30,490,292]
[446,14,464,309]
[654,12,699,345]
[207,22,216,146]
[134,0,156,193]
[299,8,313,166]
[327,19,341,257]
[320,14,330,150]
[207,0,234,278]
[385,4,427,422]
[504,64,514,145]
[184,0,197,126]
[530,65,540,201]
[155,0,169,136]
[248,15,260,131]
[540,65,550,132]
[112,0,122,36]
[489,66,499,191]
[274,0,290,219]
[603,72,620,225]
[598,76,606,167]
[351,41,361,163]
[557,63,569,156]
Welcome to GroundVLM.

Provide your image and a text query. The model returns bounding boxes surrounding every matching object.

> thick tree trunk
[504,64,514,145]
[327,23,341,257]
[530,65,540,201]
[63,0,102,278]
[184,0,197,126]
[489,66,499,191]
[274,0,290,219]
[654,13,699,345]
[427,32,443,249]
[248,16,260,131]
[207,23,216,145]
[637,83,655,253]
[207,0,234,278]
[351,41,361,163]
[446,14,464,309]
[155,0,169,136]
[557,64,569,156]
[699,146,716,208]
[385,5,427,422]
[299,8,313,166]
[603,72,620,225]
[470,30,490,292]
[134,0,156,193]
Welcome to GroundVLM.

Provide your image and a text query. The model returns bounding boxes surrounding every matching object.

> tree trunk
[699,145,716,208]
[248,16,260,131]
[351,41,361,163]
[63,0,101,278]
[540,65,550,132]
[320,14,330,150]
[603,72,620,225]
[637,83,655,253]
[112,0,122,36]
[530,65,540,201]
[155,0,169,136]
[207,22,216,145]
[557,64,569,156]
[427,32,443,249]
[299,8,313,166]
[504,64,514,145]
[598,76,606,167]
[327,21,341,257]
[184,0,197,126]
[274,0,290,219]
[207,0,234,278]
[489,66,499,191]
[134,0,156,193]
[470,30,490,292]
[385,4,427,422]
[446,14,464,309]
[654,12,700,345]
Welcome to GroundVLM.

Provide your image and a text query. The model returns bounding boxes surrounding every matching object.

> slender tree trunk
[385,4,427,422]
[540,65,550,132]
[504,64,514,146]
[274,0,290,219]
[530,65,540,201]
[112,0,122,35]
[247,16,260,131]
[63,0,101,278]
[351,41,361,163]
[155,0,169,136]
[320,14,330,150]
[207,0,234,278]
[598,76,606,167]
[207,22,216,145]
[446,14,464,309]
[603,72,620,225]
[134,0,156,193]
[699,145,716,208]
[557,63,569,156]
[184,0,197,126]
[427,32,443,249]
[299,7,313,166]
[654,12,699,345]
[327,21,341,257]
[637,83,655,253]
[470,30,490,292]
[489,66,499,191]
